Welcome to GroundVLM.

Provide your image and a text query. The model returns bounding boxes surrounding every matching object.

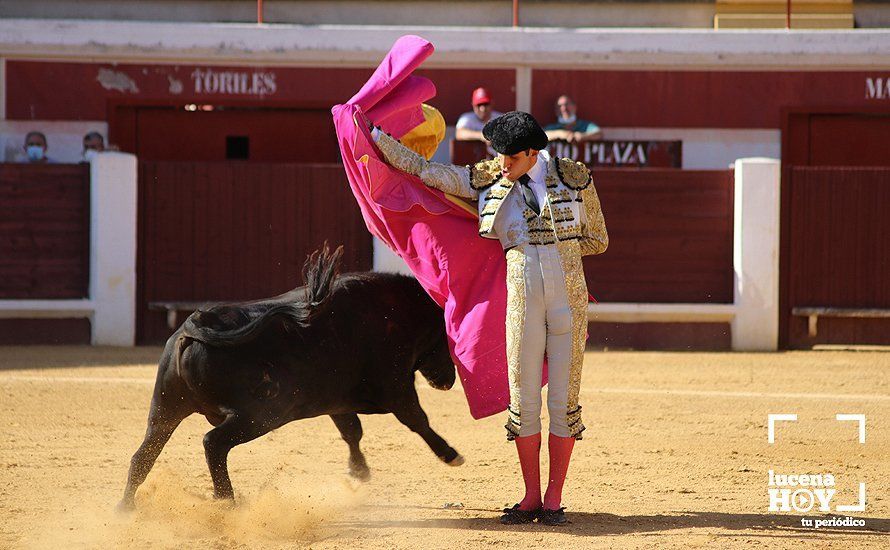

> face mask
[26,145,45,161]
[557,114,577,125]
[82,149,98,162]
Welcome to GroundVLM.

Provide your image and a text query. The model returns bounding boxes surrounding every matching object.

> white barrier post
[372,237,413,275]
[89,152,137,345]
[732,158,780,351]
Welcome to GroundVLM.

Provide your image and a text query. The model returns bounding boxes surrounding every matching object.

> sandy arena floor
[0,347,888,549]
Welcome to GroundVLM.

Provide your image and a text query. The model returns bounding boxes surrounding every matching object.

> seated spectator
[81,131,105,162]
[455,87,503,142]
[544,95,602,144]
[21,131,53,164]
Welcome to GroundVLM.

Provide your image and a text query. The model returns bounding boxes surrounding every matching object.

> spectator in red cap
[455,87,503,142]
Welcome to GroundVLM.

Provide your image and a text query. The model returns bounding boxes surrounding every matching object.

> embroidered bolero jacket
[373,130,608,255]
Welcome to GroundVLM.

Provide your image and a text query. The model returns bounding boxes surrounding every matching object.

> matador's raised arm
[371,128,479,199]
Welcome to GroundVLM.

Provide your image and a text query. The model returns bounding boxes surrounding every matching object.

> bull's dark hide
[119,245,463,508]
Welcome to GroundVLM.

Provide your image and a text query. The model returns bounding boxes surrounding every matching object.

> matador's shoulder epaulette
[470,159,502,190]
[555,157,592,190]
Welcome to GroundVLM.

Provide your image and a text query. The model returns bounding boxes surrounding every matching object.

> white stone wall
[731,158,780,351]
[372,238,414,275]
[603,128,780,170]
[89,152,138,345]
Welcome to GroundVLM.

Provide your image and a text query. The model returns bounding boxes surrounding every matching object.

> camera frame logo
[767,413,867,529]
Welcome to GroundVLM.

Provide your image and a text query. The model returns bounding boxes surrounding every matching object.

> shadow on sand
[339,507,890,538]
[0,345,162,371]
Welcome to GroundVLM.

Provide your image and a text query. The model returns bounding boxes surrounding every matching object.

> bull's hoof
[212,490,236,502]
[445,454,465,467]
[349,464,371,482]
[116,499,135,513]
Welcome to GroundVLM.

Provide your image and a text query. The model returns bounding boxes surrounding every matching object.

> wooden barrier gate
[137,161,372,344]
[787,167,890,348]
[137,161,734,348]
[782,109,890,348]
[585,168,735,349]
[0,164,92,344]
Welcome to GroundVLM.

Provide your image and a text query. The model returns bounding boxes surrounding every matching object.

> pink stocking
[514,432,542,510]
[543,433,575,510]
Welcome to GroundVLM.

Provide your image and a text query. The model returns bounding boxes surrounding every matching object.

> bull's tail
[173,332,192,383]
[177,243,344,351]
[302,243,344,309]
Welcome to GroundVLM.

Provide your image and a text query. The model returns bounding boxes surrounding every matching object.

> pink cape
[331,35,517,419]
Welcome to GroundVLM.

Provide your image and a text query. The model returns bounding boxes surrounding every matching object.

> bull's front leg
[392,391,464,466]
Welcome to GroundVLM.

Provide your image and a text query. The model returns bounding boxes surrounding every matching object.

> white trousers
[505,241,587,439]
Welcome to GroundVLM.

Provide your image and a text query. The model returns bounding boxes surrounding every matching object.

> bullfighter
[365,110,608,525]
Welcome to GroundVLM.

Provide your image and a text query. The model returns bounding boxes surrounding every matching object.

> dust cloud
[26,468,365,548]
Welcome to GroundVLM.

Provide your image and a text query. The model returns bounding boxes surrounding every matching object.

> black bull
[119,245,464,509]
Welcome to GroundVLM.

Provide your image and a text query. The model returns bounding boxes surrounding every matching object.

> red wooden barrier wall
[585,168,735,305]
[138,162,372,344]
[787,167,890,348]
[450,140,492,166]
[0,163,90,299]
[0,162,733,346]
[358,150,735,305]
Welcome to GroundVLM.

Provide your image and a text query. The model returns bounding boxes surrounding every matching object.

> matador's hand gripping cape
[332,35,540,419]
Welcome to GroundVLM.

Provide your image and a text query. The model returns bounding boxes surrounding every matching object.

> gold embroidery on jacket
[544,206,574,222]
[526,215,552,234]
[556,239,588,439]
[505,246,527,440]
[548,189,574,205]
[375,131,477,198]
[477,159,598,246]
[556,157,592,190]
[544,165,562,189]
[479,180,519,234]
[556,225,581,239]
[480,196,502,217]
[578,182,608,256]
[478,215,495,235]
[547,188,575,207]
[485,186,510,201]
[375,131,424,176]
[525,207,581,244]
[471,160,501,190]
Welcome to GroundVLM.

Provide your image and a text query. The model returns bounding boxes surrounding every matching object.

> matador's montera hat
[482,111,548,155]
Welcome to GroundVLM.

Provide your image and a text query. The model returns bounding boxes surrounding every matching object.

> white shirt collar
[526,149,549,186]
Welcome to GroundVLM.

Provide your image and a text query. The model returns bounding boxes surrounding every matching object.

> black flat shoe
[539,507,568,526]
[499,504,542,525]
